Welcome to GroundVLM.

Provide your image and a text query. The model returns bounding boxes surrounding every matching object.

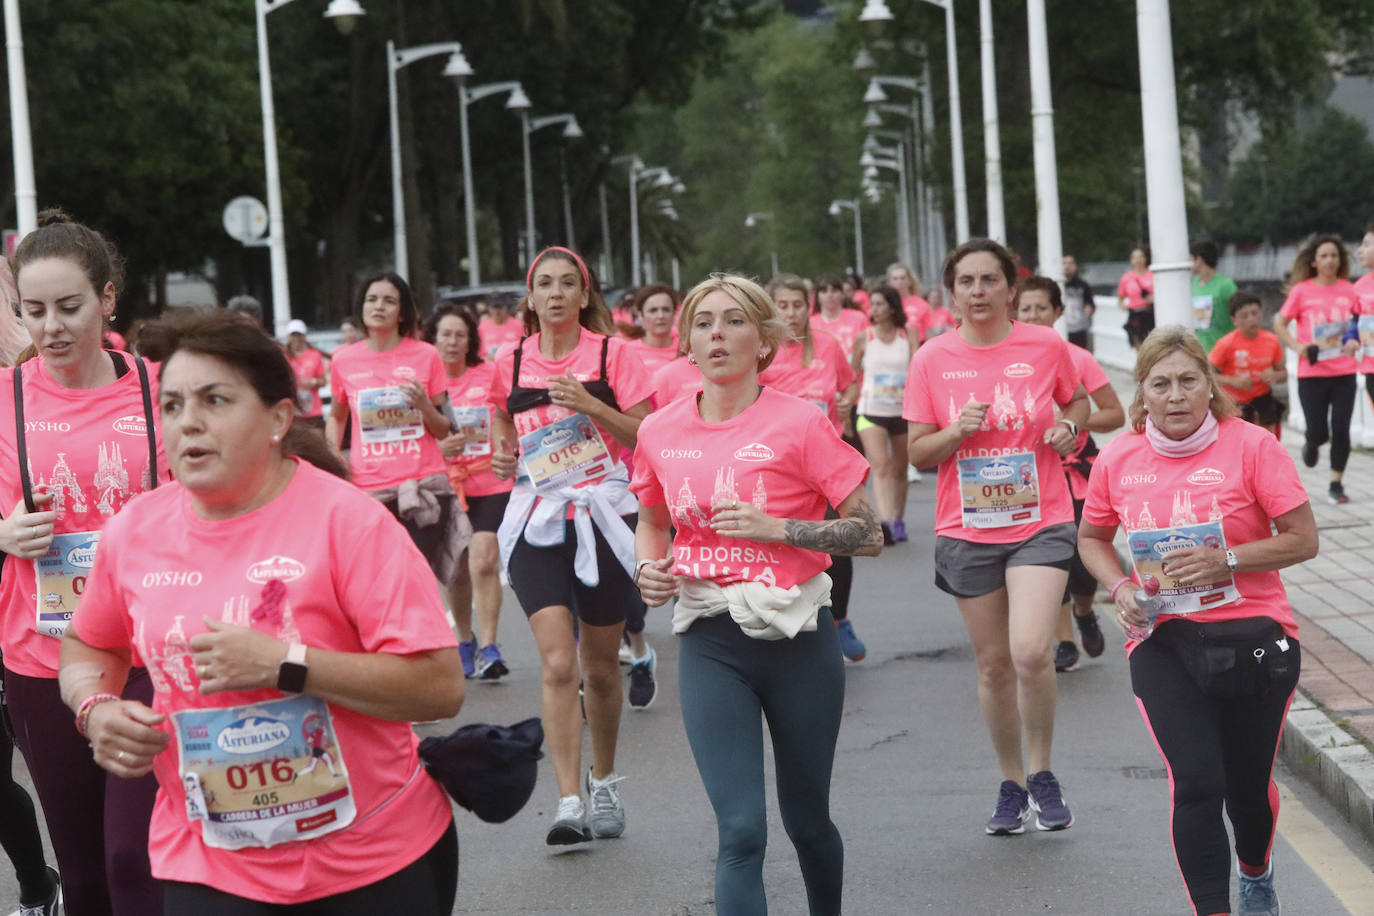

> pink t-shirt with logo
[760,332,857,435]
[1279,278,1359,378]
[487,328,654,474]
[1083,418,1309,644]
[1351,273,1374,374]
[902,295,931,330]
[0,353,171,677]
[1063,344,1111,500]
[286,348,326,419]
[920,308,956,341]
[444,362,512,499]
[329,338,448,492]
[625,338,679,379]
[903,322,1080,543]
[652,357,702,408]
[810,310,868,361]
[631,387,869,590]
[478,316,523,362]
[72,460,457,904]
[1117,271,1154,310]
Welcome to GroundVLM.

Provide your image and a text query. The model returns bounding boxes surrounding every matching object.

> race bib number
[451,406,492,457]
[518,413,612,493]
[174,695,355,850]
[1126,519,1240,614]
[358,387,423,444]
[34,531,99,638]
[956,452,1041,529]
[1359,315,1374,360]
[870,372,906,412]
[1191,294,1213,331]
[1311,318,1346,362]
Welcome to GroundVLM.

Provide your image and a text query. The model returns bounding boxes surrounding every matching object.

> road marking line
[1277,779,1374,914]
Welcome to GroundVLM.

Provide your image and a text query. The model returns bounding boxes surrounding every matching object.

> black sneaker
[881,522,895,546]
[1302,441,1319,468]
[18,866,59,916]
[628,646,657,710]
[1053,640,1079,672]
[1329,481,1350,505]
[1074,611,1105,658]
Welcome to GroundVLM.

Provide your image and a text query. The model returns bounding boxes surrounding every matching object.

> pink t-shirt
[1063,344,1111,500]
[652,357,702,408]
[759,332,857,435]
[630,387,869,590]
[902,295,931,330]
[478,316,523,362]
[625,338,679,379]
[443,362,512,499]
[286,348,326,419]
[1117,271,1154,310]
[851,289,871,314]
[1083,418,1309,645]
[903,322,1080,542]
[72,461,457,903]
[0,353,171,677]
[1279,278,1358,378]
[920,308,956,340]
[809,309,868,361]
[487,328,654,475]
[1350,273,1374,374]
[329,339,448,491]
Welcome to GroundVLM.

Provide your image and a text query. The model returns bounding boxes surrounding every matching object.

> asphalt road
[4,481,1372,914]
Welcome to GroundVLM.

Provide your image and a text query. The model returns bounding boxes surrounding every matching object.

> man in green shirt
[1191,239,1238,352]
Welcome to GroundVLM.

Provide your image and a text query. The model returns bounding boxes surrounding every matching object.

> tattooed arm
[710,485,883,557]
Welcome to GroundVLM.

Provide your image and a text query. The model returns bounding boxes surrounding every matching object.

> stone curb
[1280,692,1374,844]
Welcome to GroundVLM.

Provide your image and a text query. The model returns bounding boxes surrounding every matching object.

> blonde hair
[679,273,787,373]
[1128,325,1238,432]
[885,261,923,298]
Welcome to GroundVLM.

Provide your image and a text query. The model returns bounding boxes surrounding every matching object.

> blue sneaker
[986,780,1030,835]
[458,639,477,679]
[1238,861,1280,915]
[835,618,866,661]
[1026,770,1074,831]
[476,643,508,680]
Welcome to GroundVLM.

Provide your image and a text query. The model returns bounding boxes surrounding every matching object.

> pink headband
[526,246,591,293]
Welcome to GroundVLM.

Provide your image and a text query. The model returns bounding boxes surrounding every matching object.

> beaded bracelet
[1108,576,1132,602]
[75,692,120,737]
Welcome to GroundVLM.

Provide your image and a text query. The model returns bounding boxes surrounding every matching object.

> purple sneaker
[985,780,1030,835]
[1027,770,1074,831]
[458,639,477,679]
[891,518,908,542]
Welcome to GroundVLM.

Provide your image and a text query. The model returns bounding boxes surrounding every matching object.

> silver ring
[118,750,127,763]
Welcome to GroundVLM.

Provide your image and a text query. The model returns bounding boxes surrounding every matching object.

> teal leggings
[678,609,845,916]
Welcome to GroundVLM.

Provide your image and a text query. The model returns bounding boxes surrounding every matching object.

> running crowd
[0,209,1358,916]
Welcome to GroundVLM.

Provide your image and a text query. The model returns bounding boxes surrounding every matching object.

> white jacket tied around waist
[497,463,638,588]
[674,573,833,640]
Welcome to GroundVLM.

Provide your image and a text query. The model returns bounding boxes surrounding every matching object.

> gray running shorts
[934,522,1077,598]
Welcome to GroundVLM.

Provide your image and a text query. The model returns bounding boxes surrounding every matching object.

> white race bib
[956,452,1041,529]
[34,530,99,638]
[1125,519,1240,615]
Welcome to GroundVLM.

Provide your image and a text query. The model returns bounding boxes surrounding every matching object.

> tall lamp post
[456,79,530,286]
[256,0,366,335]
[611,154,644,286]
[1026,0,1063,283]
[4,0,36,238]
[861,144,911,269]
[829,199,864,277]
[387,40,469,281]
[978,0,1004,242]
[744,212,779,277]
[521,113,583,258]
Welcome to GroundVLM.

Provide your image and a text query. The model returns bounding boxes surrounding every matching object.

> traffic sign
[222,196,268,245]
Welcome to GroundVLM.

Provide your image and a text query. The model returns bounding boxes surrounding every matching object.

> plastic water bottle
[1126,575,1164,641]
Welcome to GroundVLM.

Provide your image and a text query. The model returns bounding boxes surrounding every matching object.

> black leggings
[0,675,50,905]
[1130,633,1300,916]
[1297,374,1356,472]
[679,610,845,915]
[826,556,853,620]
[162,819,458,915]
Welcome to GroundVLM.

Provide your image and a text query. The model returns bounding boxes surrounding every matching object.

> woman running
[0,209,168,915]
[61,311,463,914]
[488,246,653,845]
[810,274,868,366]
[283,319,327,431]
[625,284,680,383]
[905,238,1088,835]
[478,295,522,361]
[852,287,912,546]
[426,305,511,681]
[1079,327,1314,916]
[885,261,929,349]
[1015,277,1123,672]
[327,273,465,577]
[633,272,881,916]
[761,275,864,661]
[1354,227,1374,414]
[843,271,870,314]
[1273,233,1359,505]
[1118,246,1155,349]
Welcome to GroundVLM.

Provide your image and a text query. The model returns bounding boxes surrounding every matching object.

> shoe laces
[588,773,625,815]
[555,795,584,822]
[993,781,1027,818]
[1238,866,1276,906]
[1028,772,1065,808]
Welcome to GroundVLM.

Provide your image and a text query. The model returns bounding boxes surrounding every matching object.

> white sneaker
[618,641,634,665]
[906,464,922,483]
[545,795,590,846]
[585,769,626,838]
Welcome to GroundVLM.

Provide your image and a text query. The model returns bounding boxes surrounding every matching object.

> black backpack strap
[134,357,158,489]
[599,334,610,381]
[12,367,34,513]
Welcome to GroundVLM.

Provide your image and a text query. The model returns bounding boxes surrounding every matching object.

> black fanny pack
[1153,616,1293,699]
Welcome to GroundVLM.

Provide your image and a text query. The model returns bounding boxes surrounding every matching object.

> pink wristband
[1109,576,1132,602]
[75,692,120,737]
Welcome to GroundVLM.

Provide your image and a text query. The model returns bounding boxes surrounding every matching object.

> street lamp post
[978,0,1004,242]
[921,0,969,243]
[256,0,366,335]
[456,79,530,286]
[829,199,864,277]
[3,0,36,238]
[611,154,644,286]
[862,143,911,269]
[1027,0,1064,284]
[745,212,779,277]
[387,40,468,281]
[521,113,583,257]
